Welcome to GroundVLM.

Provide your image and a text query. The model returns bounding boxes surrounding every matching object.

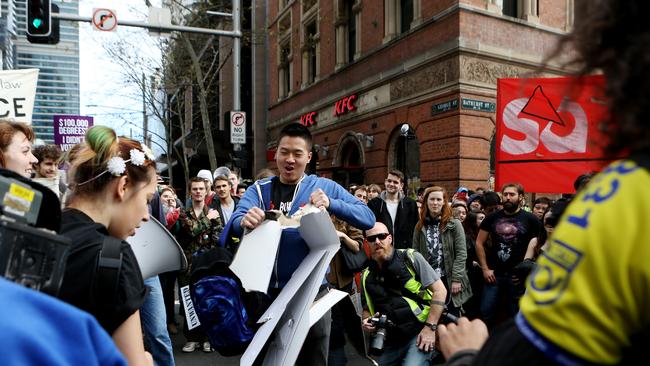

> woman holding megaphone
[57,125,156,366]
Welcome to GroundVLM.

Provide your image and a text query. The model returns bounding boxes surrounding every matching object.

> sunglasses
[366,233,389,242]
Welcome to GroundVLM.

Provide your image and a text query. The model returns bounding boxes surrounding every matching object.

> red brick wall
[319,1,335,76]
[359,1,385,53]
[459,11,561,60]
[265,3,569,191]
[269,12,460,122]
[540,0,569,30]
[422,0,458,18]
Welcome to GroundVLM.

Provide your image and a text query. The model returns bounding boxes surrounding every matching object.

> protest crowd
[0,0,649,365]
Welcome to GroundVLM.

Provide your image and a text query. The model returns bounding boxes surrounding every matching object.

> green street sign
[461,98,496,112]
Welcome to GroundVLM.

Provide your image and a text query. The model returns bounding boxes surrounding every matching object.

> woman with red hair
[0,120,38,178]
[413,186,472,316]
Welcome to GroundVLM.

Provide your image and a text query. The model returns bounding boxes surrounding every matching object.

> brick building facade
[265,0,573,192]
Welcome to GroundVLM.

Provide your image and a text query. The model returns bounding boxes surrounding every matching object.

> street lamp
[400,123,410,196]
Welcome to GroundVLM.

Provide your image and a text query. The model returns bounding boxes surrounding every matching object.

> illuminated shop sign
[334,94,357,117]
[298,93,359,127]
[300,111,317,126]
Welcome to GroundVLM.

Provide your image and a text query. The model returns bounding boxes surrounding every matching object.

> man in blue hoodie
[222,122,375,364]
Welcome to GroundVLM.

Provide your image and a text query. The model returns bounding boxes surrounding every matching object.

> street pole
[232,0,242,152]
[233,0,241,112]
[52,13,242,38]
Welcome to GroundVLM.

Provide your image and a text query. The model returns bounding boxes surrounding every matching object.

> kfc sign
[334,94,357,117]
[300,111,317,126]
[496,76,610,193]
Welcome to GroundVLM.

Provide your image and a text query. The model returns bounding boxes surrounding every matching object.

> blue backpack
[190,247,270,356]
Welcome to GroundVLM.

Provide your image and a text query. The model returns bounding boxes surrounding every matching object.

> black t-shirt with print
[271,179,298,215]
[479,209,541,274]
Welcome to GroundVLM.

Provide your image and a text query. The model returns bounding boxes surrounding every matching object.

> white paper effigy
[239,210,345,366]
[229,220,283,293]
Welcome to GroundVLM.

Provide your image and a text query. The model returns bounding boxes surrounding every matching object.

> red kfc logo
[333,94,357,117]
[300,111,317,126]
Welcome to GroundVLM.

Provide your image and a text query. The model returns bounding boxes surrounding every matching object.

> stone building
[264,0,573,192]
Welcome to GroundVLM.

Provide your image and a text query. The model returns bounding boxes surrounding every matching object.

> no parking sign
[230,111,246,144]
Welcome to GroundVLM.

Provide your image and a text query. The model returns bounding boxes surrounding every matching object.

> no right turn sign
[230,111,246,144]
[92,8,117,32]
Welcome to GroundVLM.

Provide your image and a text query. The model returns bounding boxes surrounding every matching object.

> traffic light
[27,0,52,37]
[27,3,59,45]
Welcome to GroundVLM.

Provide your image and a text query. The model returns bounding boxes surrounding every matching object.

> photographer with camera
[361,222,447,365]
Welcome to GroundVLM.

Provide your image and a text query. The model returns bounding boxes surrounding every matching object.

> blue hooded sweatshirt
[220,174,375,290]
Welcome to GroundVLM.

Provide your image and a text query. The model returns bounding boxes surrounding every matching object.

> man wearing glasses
[368,170,419,249]
[361,222,447,365]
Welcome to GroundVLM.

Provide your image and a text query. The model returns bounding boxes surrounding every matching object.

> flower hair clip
[107,156,127,176]
[76,148,152,186]
[130,149,146,166]
[142,145,155,161]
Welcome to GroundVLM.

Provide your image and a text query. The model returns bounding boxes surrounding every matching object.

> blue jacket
[0,278,126,365]
[221,174,375,289]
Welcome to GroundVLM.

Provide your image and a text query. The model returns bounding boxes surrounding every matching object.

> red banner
[496,75,610,193]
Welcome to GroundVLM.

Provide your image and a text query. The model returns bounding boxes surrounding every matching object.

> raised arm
[317,179,375,230]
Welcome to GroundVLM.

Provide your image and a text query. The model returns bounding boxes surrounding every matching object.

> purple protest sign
[53,115,94,151]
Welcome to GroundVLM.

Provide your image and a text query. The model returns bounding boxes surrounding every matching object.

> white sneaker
[182,342,200,353]
[202,341,213,353]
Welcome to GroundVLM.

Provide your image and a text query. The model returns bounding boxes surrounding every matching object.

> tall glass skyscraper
[1,0,79,142]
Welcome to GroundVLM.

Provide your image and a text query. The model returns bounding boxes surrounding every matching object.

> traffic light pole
[52,13,242,38]
[52,0,242,111]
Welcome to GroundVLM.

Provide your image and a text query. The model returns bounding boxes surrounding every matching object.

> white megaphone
[128,217,188,279]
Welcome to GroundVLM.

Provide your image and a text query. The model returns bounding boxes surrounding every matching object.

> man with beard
[361,222,447,365]
[474,183,540,328]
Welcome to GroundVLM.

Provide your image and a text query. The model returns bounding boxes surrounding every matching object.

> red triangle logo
[520,86,565,126]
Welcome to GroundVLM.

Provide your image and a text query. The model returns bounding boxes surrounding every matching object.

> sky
[78,0,166,155]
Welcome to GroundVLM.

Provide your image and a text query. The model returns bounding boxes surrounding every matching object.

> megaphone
[128,217,187,279]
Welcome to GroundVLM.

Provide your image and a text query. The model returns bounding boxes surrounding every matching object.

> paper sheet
[309,289,348,327]
[229,220,282,293]
[298,210,340,251]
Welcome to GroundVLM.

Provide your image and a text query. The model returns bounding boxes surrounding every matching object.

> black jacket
[368,192,419,250]
[209,195,240,227]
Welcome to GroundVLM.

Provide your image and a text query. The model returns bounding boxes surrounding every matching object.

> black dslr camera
[369,314,395,356]
[0,168,70,296]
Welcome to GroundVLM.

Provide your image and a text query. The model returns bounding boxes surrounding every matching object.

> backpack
[189,247,270,356]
